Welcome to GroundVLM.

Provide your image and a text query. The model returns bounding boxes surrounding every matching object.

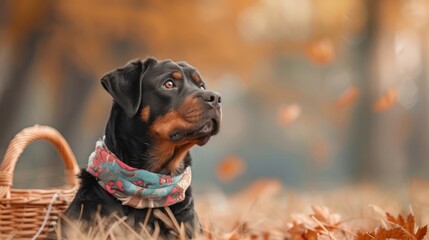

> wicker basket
[0,125,80,239]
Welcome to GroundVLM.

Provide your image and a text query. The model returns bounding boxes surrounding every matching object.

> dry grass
[56,179,429,240]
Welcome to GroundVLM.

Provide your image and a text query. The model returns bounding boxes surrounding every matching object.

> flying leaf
[305,38,335,65]
[278,104,301,125]
[216,155,246,182]
[335,86,360,109]
[373,88,397,112]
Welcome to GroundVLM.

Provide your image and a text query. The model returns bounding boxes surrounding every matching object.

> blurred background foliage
[1,0,429,192]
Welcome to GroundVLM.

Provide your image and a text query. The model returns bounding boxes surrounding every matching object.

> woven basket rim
[7,185,78,192]
[0,125,80,199]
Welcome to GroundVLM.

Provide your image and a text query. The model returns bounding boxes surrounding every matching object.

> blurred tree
[0,0,428,188]
[0,1,54,147]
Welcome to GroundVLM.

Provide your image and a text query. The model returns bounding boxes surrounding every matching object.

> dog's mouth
[170,119,219,145]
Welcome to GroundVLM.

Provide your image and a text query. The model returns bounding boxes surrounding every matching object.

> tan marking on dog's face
[179,96,203,123]
[150,97,203,139]
[150,111,192,140]
[172,71,183,80]
[141,106,150,122]
[147,110,196,174]
[191,72,200,83]
[146,141,195,175]
[147,96,206,174]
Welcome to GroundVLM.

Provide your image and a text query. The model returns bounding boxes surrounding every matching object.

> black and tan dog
[63,57,221,238]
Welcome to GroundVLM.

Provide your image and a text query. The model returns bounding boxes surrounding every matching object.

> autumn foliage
[356,213,427,240]
[287,207,428,240]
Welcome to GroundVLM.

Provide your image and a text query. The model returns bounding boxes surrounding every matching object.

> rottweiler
[62,57,221,238]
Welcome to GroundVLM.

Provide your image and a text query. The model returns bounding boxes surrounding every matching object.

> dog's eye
[200,85,206,90]
[163,80,176,89]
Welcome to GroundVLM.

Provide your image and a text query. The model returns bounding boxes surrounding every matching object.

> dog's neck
[103,104,192,176]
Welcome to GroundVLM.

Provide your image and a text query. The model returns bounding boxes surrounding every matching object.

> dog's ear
[101,57,157,118]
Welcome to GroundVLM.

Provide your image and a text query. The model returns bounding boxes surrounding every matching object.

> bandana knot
[86,138,191,209]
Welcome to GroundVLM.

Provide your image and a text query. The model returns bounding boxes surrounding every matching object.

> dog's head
[101,57,221,172]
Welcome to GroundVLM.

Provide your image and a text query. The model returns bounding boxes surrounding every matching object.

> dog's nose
[200,91,221,107]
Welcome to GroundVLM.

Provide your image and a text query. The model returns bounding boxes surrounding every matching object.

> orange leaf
[305,38,335,65]
[303,230,318,240]
[356,232,373,240]
[278,104,301,125]
[406,213,415,234]
[216,155,246,182]
[358,212,428,240]
[335,86,360,109]
[415,226,428,240]
[385,213,428,240]
[383,227,407,239]
[373,88,397,112]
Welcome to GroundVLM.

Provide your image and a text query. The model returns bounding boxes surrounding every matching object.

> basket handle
[0,125,80,196]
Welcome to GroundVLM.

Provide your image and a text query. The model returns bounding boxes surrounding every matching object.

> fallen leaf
[311,205,341,227]
[415,226,428,240]
[287,205,344,240]
[356,211,428,240]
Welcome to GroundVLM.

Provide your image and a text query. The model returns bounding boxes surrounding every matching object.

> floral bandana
[86,137,192,209]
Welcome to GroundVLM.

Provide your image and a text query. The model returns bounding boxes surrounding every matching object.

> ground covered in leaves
[195,179,429,240]
[60,180,429,240]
